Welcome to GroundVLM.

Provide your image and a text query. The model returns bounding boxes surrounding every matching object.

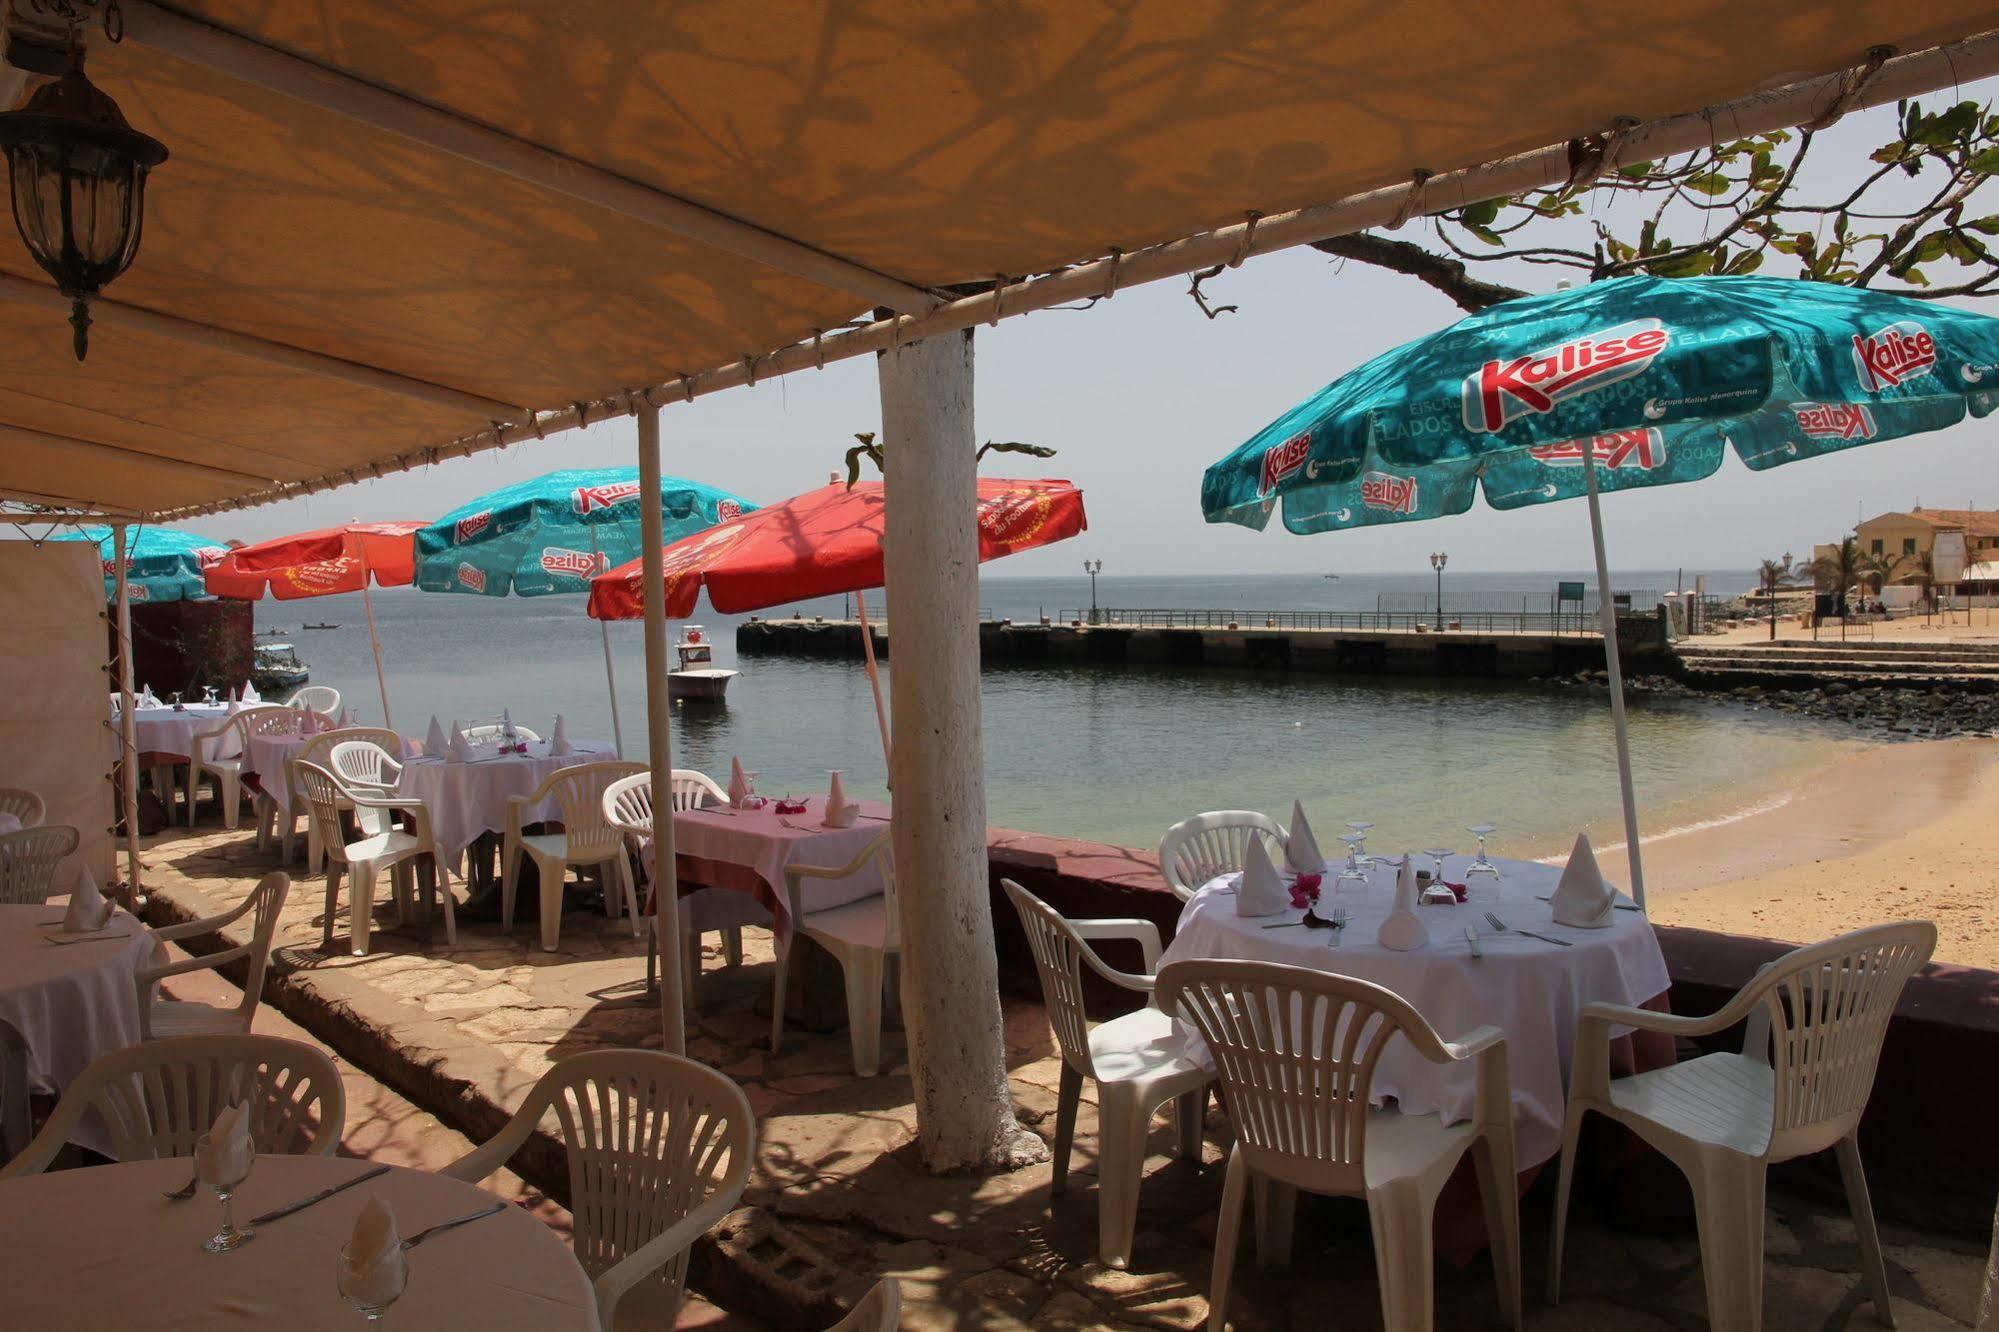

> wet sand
[1628,737,1999,968]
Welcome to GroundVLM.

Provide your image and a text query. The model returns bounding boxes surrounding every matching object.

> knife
[247,1163,391,1226]
[1464,925,1482,959]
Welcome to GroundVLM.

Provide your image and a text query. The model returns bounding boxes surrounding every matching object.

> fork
[402,1200,508,1249]
[1482,911,1572,947]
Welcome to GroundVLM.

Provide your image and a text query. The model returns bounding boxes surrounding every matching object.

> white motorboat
[668,625,735,702]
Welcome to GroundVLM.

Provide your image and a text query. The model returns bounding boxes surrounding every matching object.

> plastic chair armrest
[1578,996,1754,1042]
[1443,1024,1507,1062]
[436,1113,538,1185]
[1069,918,1162,973]
[135,946,248,989]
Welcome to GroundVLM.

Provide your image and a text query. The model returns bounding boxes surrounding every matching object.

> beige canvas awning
[4,0,1998,517]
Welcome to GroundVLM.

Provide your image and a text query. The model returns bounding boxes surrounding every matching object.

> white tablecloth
[0,903,159,1154]
[396,741,616,866]
[127,703,233,761]
[1160,855,1670,1167]
[0,1155,601,1329]
[244,732,314,813]
[662,796,891,941]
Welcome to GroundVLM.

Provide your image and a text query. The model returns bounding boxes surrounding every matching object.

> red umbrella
[588,478,1087,762]
[205,522,425,727]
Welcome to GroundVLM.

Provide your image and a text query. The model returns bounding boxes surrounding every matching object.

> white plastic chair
[1158,811,1286,902]
[264,727,406,869]
[295,760,447,956]
[188,704,291,829]
[0,1033,345,1178]
[1003,879,1211,1269]
[0,1016,28,1163]
[1548,921,1937,1332]
[771,830,897,1077]
[0,824,78,904]
[503,761,645,952]
[603,771,772,1000]
[465,722,542,743]
[136,872,290,1039]
[286,685,341,717]
[1156,958,1521,1332]
[0,788,44,829]
[440,1050,754,1330]
[826,1278,902,1330]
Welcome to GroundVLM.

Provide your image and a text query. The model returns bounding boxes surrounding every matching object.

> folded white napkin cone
[447,723,474,764]
[728,757,752,808]
[195,1101,255,1189]
[240,682,260,703]
[344,1197,408,1306]
[1376,855,1429,951]
[424,715,446,756]
[549,713,571,756]
[1235,835,1289,917]
[1550,833,1616,928]
[62,866,113,932]
[1285,800,1324,875]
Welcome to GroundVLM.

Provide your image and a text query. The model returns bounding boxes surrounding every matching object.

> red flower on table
[1288,873,1323,910]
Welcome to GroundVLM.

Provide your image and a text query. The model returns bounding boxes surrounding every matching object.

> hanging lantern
[0,47,166,361]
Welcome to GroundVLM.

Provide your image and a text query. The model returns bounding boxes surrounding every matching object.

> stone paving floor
[137,824,1989,1329]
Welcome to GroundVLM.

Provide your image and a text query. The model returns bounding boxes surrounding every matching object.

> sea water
[261,571,1861,856]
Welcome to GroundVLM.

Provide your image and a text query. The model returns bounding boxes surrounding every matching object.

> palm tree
[1894,547,1941,612]
[1807,537,1892,639]
[1757,556,1791,641]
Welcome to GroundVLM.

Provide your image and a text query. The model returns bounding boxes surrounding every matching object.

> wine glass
[1345,820,1375,867]
[1465,823,1502,880]
[196,1135,254,1253]
[336,1242,408,1321]
[1424,847,1454,884]
[1336,833,1370,889]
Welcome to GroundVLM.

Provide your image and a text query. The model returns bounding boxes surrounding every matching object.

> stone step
[1679,641,1999,664]
[1679,655,1999,677]
[1681,664,1999,689]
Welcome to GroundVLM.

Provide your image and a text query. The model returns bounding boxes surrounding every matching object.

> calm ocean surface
[260,570,1860,856]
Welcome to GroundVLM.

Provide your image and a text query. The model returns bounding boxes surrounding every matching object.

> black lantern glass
[0,48,166,360]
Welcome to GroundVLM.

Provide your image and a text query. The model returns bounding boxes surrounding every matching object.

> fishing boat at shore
[251,641,310,692]
[668,625,734,702]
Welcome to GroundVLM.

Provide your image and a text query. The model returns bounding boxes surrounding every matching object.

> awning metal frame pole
[357,543,392,729]
[1581,448,1646,907]
[111,524,143,906]
[637,406,685,1053]
[853,587,891,777]
[592,526,625,758]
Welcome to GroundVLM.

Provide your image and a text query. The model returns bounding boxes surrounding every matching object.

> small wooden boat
[668,625,735,702]
[252,642,310,691]
[301,621,340,630]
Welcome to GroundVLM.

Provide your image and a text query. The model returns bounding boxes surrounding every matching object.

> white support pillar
[637,406,686,1053]
[111,524,142,905]
[879,329,1047,1173]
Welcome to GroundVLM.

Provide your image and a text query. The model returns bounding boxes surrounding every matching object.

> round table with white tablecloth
[1159,854,1669,1168]
[0,1155,601,1329]
[395,740,617,872]
[0,903,160,1154]
[244,731,313,813]
[125,702,233,763]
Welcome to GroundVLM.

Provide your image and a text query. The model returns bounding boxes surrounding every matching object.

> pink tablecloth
[647,796,891,941]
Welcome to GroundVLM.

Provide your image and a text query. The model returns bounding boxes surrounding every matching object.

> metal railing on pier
[1049,606,1646,635]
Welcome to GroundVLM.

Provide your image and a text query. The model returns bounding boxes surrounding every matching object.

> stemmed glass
[1336,833,1371,889]
[1465,824,1502,880]
[336,1242,408,1321]
[1424,847,1454,884]
[1344,820,1375,868]
[196,1134,254,1253]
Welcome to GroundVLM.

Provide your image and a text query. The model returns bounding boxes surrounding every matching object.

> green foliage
[1421,97,1999,300]
[841,433,1056,489]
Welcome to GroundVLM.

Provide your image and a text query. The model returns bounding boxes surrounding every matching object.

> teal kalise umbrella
[52,524,231,602]
[415,467,754,596]
[1203,275,1999,902]
[415,467,756,753]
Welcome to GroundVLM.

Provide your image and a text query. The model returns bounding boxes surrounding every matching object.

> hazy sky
[206,90,1999,579]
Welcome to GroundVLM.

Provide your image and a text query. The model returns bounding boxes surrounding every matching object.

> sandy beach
[1632,736,1999,967]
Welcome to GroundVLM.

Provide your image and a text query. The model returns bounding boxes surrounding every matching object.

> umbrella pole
[637,405,685,1054]
[358,547,392,730]
[1581,448,1646,907]
[111,523,142,907]
[854,588,892,777]
[591,527,625,757]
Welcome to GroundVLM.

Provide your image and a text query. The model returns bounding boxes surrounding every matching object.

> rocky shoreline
[1547,671,1999,739]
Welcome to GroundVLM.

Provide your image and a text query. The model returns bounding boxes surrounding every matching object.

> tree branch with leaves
[843,432,1057,488]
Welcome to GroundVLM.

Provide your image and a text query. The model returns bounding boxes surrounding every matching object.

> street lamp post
[1430,552,1448,630]
[1084,559,1103,624]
